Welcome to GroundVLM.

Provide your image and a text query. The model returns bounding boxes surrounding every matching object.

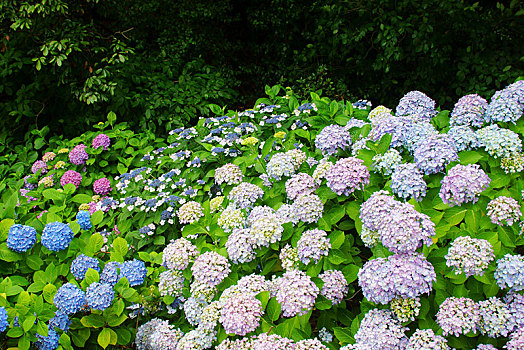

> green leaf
[42,189,65,201]
[88,233,104,255]
[43,284,57,303]
[23,315,36,332]
[334,327,353,344]
[444,207,467,226]
[98,328,111,349]
[328,231,345,249]
[85,268,100,285]
[342,264,360,283]
[0,219,15,241]
[459,151,485,165]
[267,297,281,322]
[0,243,23,262]
[71,194,93,204]
[26,255,43,270]
[91,211,103,225]
[112,237,128,258]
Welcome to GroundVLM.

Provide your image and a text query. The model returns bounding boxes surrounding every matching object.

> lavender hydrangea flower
[295,339,328,350]
[439,164,490,206]
[325,157,370,196]
[292,193,324,223]
[447,125,480,152]
[41,222,74,252]
[220,293,262,336]
[176,327,216,350]
[477,124,522,159]
[60,170,82,188]
[251,333,295,349]
[228,182,264,209]
[406,329,450,350]
[403,121,437,153]
[216,338,252,350]
[120,259,147,286]
[368,115,412,148]
[319,269,348,305]
[92,133,111,150]
[297,229,331,265]
[159,270,184,297]
[135,318,163,350]
[351,309,408,349]
[359,190,398,232]
[390,163,427,201]
[413,134,458,175]
[285,173,318,200]
[478,297,516,338]
[396,91,437,120]
[192,252,231,287]
[226,228,256,264]
[486,89,523,124]
[7,224,37,252]
[215,163,243,185]
[372,149,402,175]
[450,94,489,128]
[436,297,480,336]
[86,282,114,310]
[275,269,319,317]
[249,212,284,247]
[69,144,88,165]
[314,124,351,155]
[487,196,522,226]
[266,152,296,180]
[54,283,86,315]
[445,236,494,277]
[70,254,100,280]
[505,327,524,350]
[505,293,524,330]
[475,345,498,350]
[177,201,204,224]
[494,254,524,291]
[218,206,245,233]
[276,204,299,225]
[163,238,199,270]
[149,320,184,350]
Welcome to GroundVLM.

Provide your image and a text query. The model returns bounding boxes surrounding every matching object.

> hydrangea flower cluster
[86,282,114,310]
[215,163,243,185]
[395,90,437,120]
[219,293,262,336]
[266,152,296,180]
[275,269,319,317]
[312,160,333,183]
[403,121,437,153]
[69,144,89,165]
[226,228,256,264]
[228,182,264,209]
[296,229,331,265]
[92,133,111,150]
[450,94,488,127]
[359,190,398,231]
[35,326,59,350]
[159,270,185,297]
[314,124,351,155]
[0,307,7,333]
[368,105,392,122]
[100,261,121,286]
[319,269,348,304]
[445,236,494,277]
[505,293,524,329]
[413,134,458,174]
[494,254,524,291]
[249,212,284,247]
[177,201,204,224]
[279,245,299,270]
[486,196,522,226]
[192,252,231,287]
[436,297,480,336]
[42,151,56,162]
[486,88,524,124]
[478,297,516,338]
[93,177,112,195]
[38,175,54,188]
[345,309,408,349]
[120,259,147,286]
[505,327,524,350]
[150,320,184,350]
[295,339,328,350]
[439,164,491,206]
[390,297,421,322]
[406,329,450,350]
[49,310,70,331]
[368,115,411,148]
[70,254,100,280]
[476,124,522,158]
[325,157,370,196]
[54,283,86,315]
[292,193,324,223]
[32,160,48,174]
[7,224,37,252]
[501,152,524,174]
[41,221,74,251]
[358,253,436,304]
[218,206,245,233]
[76,210,92,230]
[447,125,480,152]
[162,238,199,270]
[285,173,318,200]
[371,148,402,175]
[390,163,427,201]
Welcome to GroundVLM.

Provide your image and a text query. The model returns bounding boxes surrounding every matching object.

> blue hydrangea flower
[0,306,8,332]
[486,90,523,124]
[53,283,86,315]
[41,222,74,252]
[76,211,92,230]
[86,282,114,310]
[49,310,70,332]
[447,125,480,152]
[100,261,121,286]
[70,254,100,280]
[35,325,60,350]
[120,259,147,287]
[390,163,427,201]
[7,224,37,252]
[413,134,458,175]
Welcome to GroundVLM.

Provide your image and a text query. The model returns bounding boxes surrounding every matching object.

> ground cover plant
[0,80,523,349]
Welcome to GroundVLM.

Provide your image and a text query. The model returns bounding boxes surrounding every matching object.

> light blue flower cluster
[120,259,147,287]
[49,310,70,331]
[86,282,114,310]
[395,90,437,120]
[413,134,458,174]
[371,149,402,175]
[76,210,92,230]
[0,306,7,332]
[476,124,522,158]
[494,254,524,291]
[35,326,60,350]
[100,261,121,286]
[53,283,86,315]
[41,222,74,252]
[314,124,351,156]
[70,254,100,280]
[7,224,37,252]
[450,93,488,127]
[390,163,427,201]
[403,122,437,153]
[447,125,480,152]
[486,81,524,124]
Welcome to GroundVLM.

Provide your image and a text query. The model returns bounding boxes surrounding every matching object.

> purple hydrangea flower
[445,236,494,277]
[92,134,110,150]
[390,163,427,201]
[93,177,112,195]
[478,297,516,338]
[7,224,37,252]
[325,157,370,196]
[226,228,256,264]
[251,333,295,349]
[351,309,408,349]
[292,193,324,223]
[228,182,264,209]
[368,115,412,148]
[285,173,318,201]
[162,238,199,270]
[359,190,398,232]
[486,89,523,124]
[297,228,331,265]
[406,329,450,350]
[31,160,48,174]
[396,90,437,120]
[70,254,100,280]
[402,121,437,153]
[413,134,458,175]
[69,144,88,165]
[295,339,328,350]
[60,170,82,188]
[319,269,348,305]
[505,293,524,330]
[447,125,480,152]
[450,94,488,128]
[315,124,351,155]
[505,327,524,350]
[439,164,490,206]
[275,269,319,317]
[436,297,480,336]
[487,196,522,226]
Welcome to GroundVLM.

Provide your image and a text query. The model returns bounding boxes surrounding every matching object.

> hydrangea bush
[0,82,523,350]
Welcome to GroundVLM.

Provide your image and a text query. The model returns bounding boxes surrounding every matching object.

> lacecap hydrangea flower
[372,148,402,175]
[76,210,92,230]
[406,329,450,350]
[436,297,480,336]
[494,254,524,291]
[41,222,74,252]
[413,134,458,175]
[60,170,82,188]
[486,196,522,226]
[92,133,110,150]
[439,164,490,206]
[69,144,88,165]
[478,297,516,338]
[297,229,331,265]
[162,238,199,270]
[93,177,112,195]
[120,259,147,286]
[445,236,494,277]
[219,293,262,336]
[314,124,351,156]
[325,157,370,196]
[177,201,204,224]
[275,269,319,317]
[395,90,437,120]
[86,282,114,310]
[476,124,522,159]
[390,163,427,201]
[7,224,37,252]
[319,269,348,305]
[348,309,408,349]
[228,182,264,209]
[192,251,231,287]
[70,254,100,280]
[54,283,86,315]
[215,163,243,185]
[285,173,318,200]
[450,94,488,128]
